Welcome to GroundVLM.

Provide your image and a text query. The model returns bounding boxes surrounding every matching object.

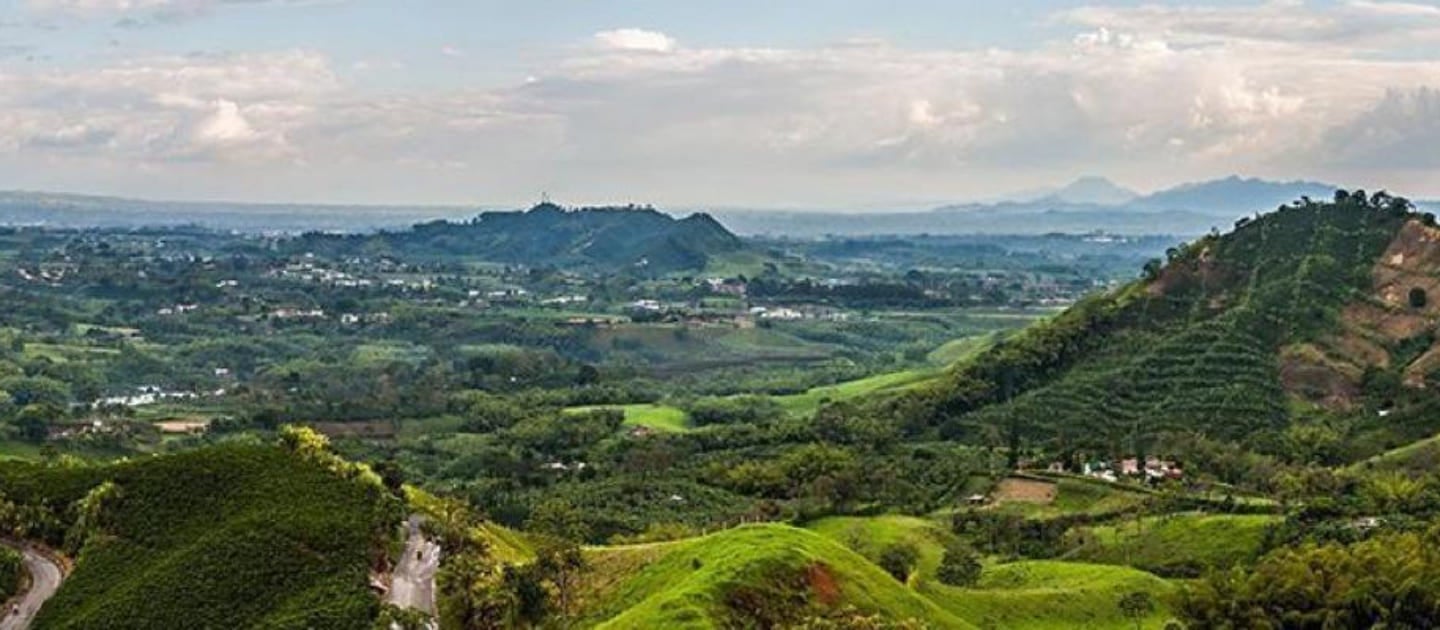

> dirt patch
[1280,344,1362,410]
[806,564,840,606]
[154,420,210,434]
[1325,330,1390,369]
[1404,344,1440,387]
[992,477,1057,505]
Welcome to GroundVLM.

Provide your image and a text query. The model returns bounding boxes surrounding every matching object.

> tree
[1410,287,1428,309]
[1117,590,1155,630]
[936,542,983,587]
[526,498,590,542]
[878,542,920,583]
[535,539,587,620]
[13,404,60,443]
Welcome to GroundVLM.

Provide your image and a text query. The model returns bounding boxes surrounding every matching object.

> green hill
[912,192,1439,458]
[576,524,973,629]
[0,443,399,630]
[296,202,746,274]
[1064,513,1279,577]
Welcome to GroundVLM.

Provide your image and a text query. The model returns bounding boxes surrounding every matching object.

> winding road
[387,516,440,618]
[0,543,63,630]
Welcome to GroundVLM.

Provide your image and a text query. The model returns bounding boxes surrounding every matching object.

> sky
[0,0,1437,208]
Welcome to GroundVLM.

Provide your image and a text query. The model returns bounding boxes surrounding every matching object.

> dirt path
[0,543,63,630]
[387,516,440,618]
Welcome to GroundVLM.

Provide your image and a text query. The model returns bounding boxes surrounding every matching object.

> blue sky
[0,0,1437,207]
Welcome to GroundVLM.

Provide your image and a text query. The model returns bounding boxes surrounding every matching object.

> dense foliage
[0,443,400,629]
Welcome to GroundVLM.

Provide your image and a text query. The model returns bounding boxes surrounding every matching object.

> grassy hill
[1064,513,1279,577]
[575,524,973,629]
[930,560,1177,629]
[915,193,1438,458]
[805,514,1179,629]
[0,443,399,630]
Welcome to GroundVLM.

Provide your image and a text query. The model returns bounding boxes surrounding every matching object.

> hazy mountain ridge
[718,176,1371,237]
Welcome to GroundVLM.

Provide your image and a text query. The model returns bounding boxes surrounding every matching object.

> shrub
[877,542,920,582]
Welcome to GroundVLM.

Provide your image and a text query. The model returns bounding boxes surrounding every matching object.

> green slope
[578,524,974,629]
[1065,513,1279,576]
[928,560,1178,629]
[0,444,398,630]
[920,195,1419,454]
[806,514,1180,629]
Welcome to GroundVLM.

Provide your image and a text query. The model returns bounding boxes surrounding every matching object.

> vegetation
[0,442,401,629]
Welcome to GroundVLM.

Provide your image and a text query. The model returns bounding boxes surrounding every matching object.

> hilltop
[296,202,746,274]
[905,190,1440,461]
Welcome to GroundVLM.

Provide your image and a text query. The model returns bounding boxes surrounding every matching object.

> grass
[927,332,1001,366]
[1346,431,1440,474]
[988,477,1149,520]
[575,524,973,629]
[772,368,939,417]
[565,404,692,433]
[806,514,957,579]
[1065,513,1280,576]
[927,560,1179,629]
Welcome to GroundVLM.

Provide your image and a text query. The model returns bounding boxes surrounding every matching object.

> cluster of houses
[1060,457,1185,483]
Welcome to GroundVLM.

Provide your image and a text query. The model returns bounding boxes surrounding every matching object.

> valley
[0,191,1436,628]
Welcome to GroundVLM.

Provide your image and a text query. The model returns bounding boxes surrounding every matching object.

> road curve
[387,516,440,617]
[0,543,63,630]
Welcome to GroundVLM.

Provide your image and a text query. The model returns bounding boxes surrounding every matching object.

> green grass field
[772,368,940,417]
[806,512,1180,628]
[927,332,1001,366]
[986,477,1150,520]
[806,514,957,578]
[1066,513,1280,576]
[566,404,692,433]
[927,560,1178,629]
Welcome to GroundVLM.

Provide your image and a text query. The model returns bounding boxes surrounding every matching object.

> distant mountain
[1132,176,1337,216]
[717,176,1364,237]
[298,203,745,273]
[1042,176,1139,206]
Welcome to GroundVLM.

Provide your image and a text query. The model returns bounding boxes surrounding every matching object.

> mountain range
[715,176,1376,237]
[0,176,1434,238]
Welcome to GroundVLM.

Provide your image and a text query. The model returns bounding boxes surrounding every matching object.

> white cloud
[26,0,340,26]
[593,28,677,53]
[3,3,1440,203]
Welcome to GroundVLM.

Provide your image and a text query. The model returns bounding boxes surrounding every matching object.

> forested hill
[903,190,1440,461]
[295,202,745,274]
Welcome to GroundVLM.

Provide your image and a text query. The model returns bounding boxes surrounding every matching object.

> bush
[877,542,920,582]
[936,542,983,587]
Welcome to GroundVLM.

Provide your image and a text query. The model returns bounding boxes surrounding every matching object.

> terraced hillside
[915,192,1440,457]
[0,442,401,630]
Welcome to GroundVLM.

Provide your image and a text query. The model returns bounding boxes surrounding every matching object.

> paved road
[387,516,440,617]
[0,543,62,630]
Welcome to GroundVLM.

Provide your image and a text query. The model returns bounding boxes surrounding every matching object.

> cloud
[0,50,328,163]
[1323,87,1440,168]
[27,0,340,26]
[3,2,1440,203]
[593,28,677,53]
